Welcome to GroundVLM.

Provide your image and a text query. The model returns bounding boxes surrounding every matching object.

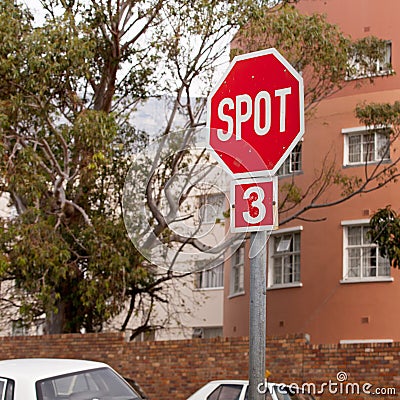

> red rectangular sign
[230,176,278,233]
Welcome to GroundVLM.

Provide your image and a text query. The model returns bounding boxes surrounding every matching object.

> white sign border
[206,47,305,179]
[230,175,278,233]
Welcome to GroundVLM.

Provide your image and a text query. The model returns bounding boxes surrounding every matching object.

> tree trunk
[45,298,81,334]
[46,302,67,334]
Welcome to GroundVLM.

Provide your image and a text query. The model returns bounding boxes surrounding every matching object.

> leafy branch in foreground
[368,206,400,269]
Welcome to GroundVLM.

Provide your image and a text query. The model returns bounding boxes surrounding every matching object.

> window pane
[212,264,224,287]
[4,379,13,400]
[196,263,224,289]
[277,143,302,175]
[271,232,301,285]
[362,134,375,162]
[363,247,377,277]
[234,269,240,292]
[233,269,239,292]
[278,157,291,176]
[235,246,244,266]
[0,380,5,400]
[348,248,361,277]
[348,135,361,163]
[208,385,242,400]
[277,237,292,252]
[377,132,390,160]
[347,41,392,79]
[347,227,361,245]
[345,225,391,280]
[378,256,391,276]
[362,226,371,244]
[283,255,293,283]
[199,193,225,224]
[231,247,244,294]
[273,259,282,285]
[378,41,392,72]
[238,266,244,290]
[208,387,222,400]
[293,254,301,281]
[293,233,301,252]
[291,143,302,172]
[347,129,391,165]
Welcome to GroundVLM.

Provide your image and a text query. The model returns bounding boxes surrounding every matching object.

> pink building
[223,0,400,344]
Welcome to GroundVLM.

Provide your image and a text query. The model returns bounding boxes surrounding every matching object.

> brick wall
[0,333,398,400]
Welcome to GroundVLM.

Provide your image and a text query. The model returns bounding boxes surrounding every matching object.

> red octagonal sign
[207,48,304,178]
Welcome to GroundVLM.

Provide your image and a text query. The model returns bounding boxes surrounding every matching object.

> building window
[198,193,226,224]
[230,246,244,296]
[343,127,390,165]
[269,231,301,287]
[192,326,223,339]
[347,41,392,80]
[343,224,390,281]
[277,142,302,176]
[11,319,28,336]
[133,329,156,342]
[195,262,224,289]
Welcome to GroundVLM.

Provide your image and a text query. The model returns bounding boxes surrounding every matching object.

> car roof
[0,358,109,380]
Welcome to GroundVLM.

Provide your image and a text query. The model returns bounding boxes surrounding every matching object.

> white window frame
[342,126,391,166]
[341,220,392,284]
[277,141,303,176]
[192,326,223,339]
[229,245,245,297]
[195,262,224,290]
[133,330,156,342]
[346,41,392,80]
[198,192,226,224]
[11,319,28,336]
[268,226,303,289]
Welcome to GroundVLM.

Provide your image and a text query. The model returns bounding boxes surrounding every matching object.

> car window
[208,384,243,400]
[0,380,5,400]
[242,384,315,400]
[272,386,314,400]
[274,390,293,400]
[36,367,140,400]
[244,385,274,400]
[0,378,14,400]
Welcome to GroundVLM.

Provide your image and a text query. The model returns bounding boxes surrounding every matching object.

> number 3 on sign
[230,176,278,233]
[243,186,266,224]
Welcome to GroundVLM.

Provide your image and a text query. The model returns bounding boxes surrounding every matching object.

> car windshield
[270,386,314,400]
[36,367,140,400]
[246,385,314,400]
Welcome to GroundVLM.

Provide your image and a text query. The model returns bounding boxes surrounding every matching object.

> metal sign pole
[248,230,267,400]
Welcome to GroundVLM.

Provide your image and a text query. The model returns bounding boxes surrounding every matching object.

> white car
[0,358,141,400]
[187,380,315,400]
